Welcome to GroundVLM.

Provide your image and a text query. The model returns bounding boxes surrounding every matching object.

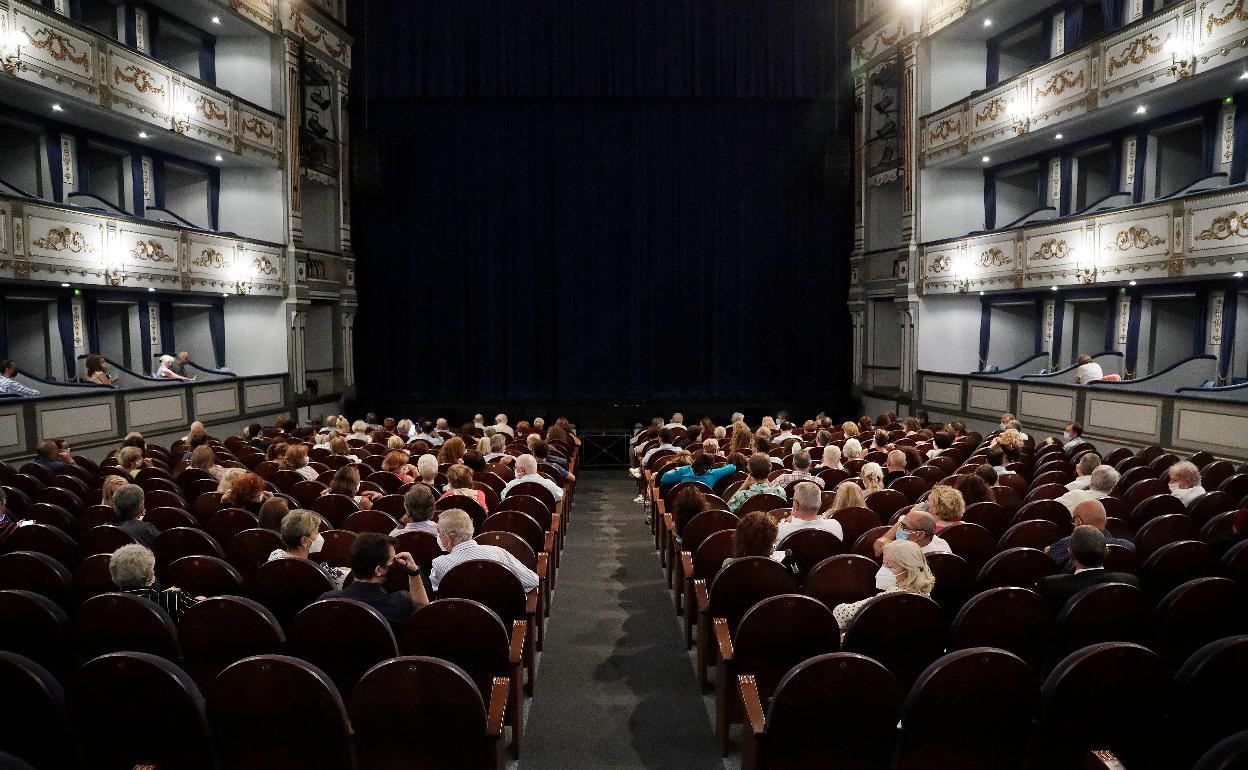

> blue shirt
[660,463,737,488]
[0,375,39,398]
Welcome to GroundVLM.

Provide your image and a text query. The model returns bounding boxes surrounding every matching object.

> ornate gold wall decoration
[27,27,90,72]
[929,253,953,273]
[1110,226,1165,251]
[289,7,348,59]
[1031,239,1071,261]
[131,239,174,263]
[114,65,165,94]
[192,248,228,269]
[976,247,1010,268]
[853,20,905,64]
[32,227,96,253]
[1206,0,1248,35]
[927,118,960,145]
[1033,69,1085,100]
[1195,211,1248,240]
[196,96,229,123]
[1106,33,1167,76]
[974,98,1006,126]
[253,255,278,275]
[241,117,274,141]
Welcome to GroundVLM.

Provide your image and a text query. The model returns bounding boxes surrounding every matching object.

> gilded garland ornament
[114,65,165,94]
[27,27,90,71]
[976,247,1010,268]
[192,248,229,269]
[1110,226,1164,251]
[1031,239,1071,261]
[32,227,96,253]
[131,239,174,263]
[1106,34,1166,77]
[1195,211,1248,241]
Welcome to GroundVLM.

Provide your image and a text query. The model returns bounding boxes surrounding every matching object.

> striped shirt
[0,375,39,398]
[430,540,540,593]
[0,514,20,543]
[769,470,825,490]
[124,587,200,625]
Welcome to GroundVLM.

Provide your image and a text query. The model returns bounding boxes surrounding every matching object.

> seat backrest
[309,493,360,528]
[0,651,71,768]
[708,556,798,633]
[1154,577,1245,670]
[976,546,1055,590]
[162,555,244,598]
[6,523,79,566]
[1134,513,1199,560]
[1142,540,1218,598]
[736,492,789,516]
[178,596,285,686]
[494,494,553,531]
[691,530,734,580]
[776,527,845,580]
[828,506,880,549]
[1128,492,1185,528]
[81,523,137,557]
[949,586,1052,669]
[290,598,400,693]
[74,591,180,661]
[1186,490,1238,526]
[224,528,284,582]
[1012,499,1072,530]
[0,551,71,607]
[207,654,352,769]
[1023,482,1067,504]
[804,554,878,609]
[996,518,1064,552]
[963,501,1010,536]
[842,591,946,688]
[734,594,840,698]
[765,652,901,769]
[437,559,527,624]
[897,647,1040,769]
[507,480,556,511]
[248,557,335,629]
[865,488,908,520]
[154,526,224,568]
[436,494,489,529]
[680,509,738,552]
[401,598,510,697]
[479,510,545,555]
[1175,636,1248,766]
[938,521,996,570]
[22,502,75,534]
[350,656,494,770]
[1200,460,1235,492]
[472,531,537,570]
[889,475,929,503]
[1052,582,1151,656]
[70,651,212,770]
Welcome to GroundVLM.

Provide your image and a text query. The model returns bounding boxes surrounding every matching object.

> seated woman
[155,355,195,382]
[187,445,227,481]
[438,465,488,512]
[724,511,780,567]
[818,444,843,470]
[950,473,991,507]
[670,485,711,537]
[324,464,380,510]
[100,474,129,507]
[833,539,934,630]
[437,436,466,466]
[278,444,319,481]
[258,497,290,531]
[660,451,737,489]
[386,435,407,450]
[415,453,441,491]
[926,484,965,533]
[825,481,866,515]
[383,450,418,484]
[116,446,145,479]
[842,438,863,461]
[549,418,581,447]
[267,510,347,590]
[329,436,360,463]
[216,467,245,494]
[860,462,885,494]
[109,544,201,624]
[221,471,272,515]
[84,354,118,386]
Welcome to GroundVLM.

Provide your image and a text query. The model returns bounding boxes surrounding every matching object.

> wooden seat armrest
[509,621,527,664]
[554,499,564,519]
[536,552,548,579]
[1083,750,1128,770]
[713,618,734,663]
[680,551,694,578]
[485,676,510,737]
[525,590,539,616]
[550,513,561,534]
[664,513,675,534]
[543,531,555,553]
[694,579,710,614]
[737,675,766,736]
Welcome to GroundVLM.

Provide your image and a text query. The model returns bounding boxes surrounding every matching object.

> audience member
[319,531,428,632]
[383,451,417,483]
[728,511,779,565]
[842,438,863,460]
[950,474,991,507]
[112,484,159,548]
[1037,525,1140,607]
[268,510,347,589]
[873,509,951,557]
[818,444,843,470]
[926,484,965,532]
[258,497,289,531]
[187,445,226,481]
[1045,499,1135,572]
[670,485,711,537]
[531,439,574,482]
[390,484,439,537]
[660,451,737,488]
[84,354,118,385]
[437,436,467,465]
[973,464,999,487]
[1066,452,1101,491]
[927,431,953,459]
[1072,354,1104,384]
[33,438,73,472]
[640,429,679,467]
[1056,465,1118,512]
[429,509,539,592]
[221,471,271,515]
[774,482,842,545]
[501,455,564,501]
[416,454,442,492]
[1168,461,1206,506]
[1062,422,1085,451]
[156,354,195,382]
[109,544,200,623]
[728,453,786,511]
[0,359,39,397]
[727,422,754,456]
[771,449,825,490]
[326,465,380,509]
[860,462,885,494]
[825,481,865,515]
[216,468,245,494]
[882,450,907,487]
[835,540,934,628]
[329,437,360,463]
[985,446,1011,478]
[439,465,489,511]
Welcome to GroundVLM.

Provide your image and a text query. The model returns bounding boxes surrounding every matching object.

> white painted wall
[215,36,282,112]
[218,167,285,243]
[1144,296,1198,374]
[172,305,216,368]
[7,299,53,379]
[1234,292,1248,380]
[988,303,1038,368]
[1071,300,1109,360]
[917,295,981,373]
[96,303,134,369]
[867,179,902,252]
[223,298,288,376]
[300,178,341,252]
[920,168,984,242]
[0,125,45,198]
[995,168,1041,226]
[870,299,900,368]
[926,38,986,114]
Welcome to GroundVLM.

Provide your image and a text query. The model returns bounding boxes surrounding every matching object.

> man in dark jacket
[1037,525,1140,608]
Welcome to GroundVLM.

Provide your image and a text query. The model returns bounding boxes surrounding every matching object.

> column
[284,38,303,246]
[336,69,352,256]
[289,307,307,394]
[342,310,355,388]
[900,41,920,245]
[853,74,867,254]
[898,300,918,394]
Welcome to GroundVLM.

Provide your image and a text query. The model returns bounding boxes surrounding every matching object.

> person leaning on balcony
[156,355,195,382]
[1072,355,1104,384]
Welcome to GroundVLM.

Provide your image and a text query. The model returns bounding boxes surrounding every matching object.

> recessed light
[1129,280,1137,286]
[138,131,149,139]
[1235,272,1245,278]
[214,154,223,162]
[148,287,156,292]
[1240,72,1248,80]
[978,291,985,296]
[1135,105,1147,114]
[1050,286,1058,291]
[222,293,229,297]
[1054,133,1063,139]
[60,282,70,288]
[211,16,221,24]
[983,18,992,27]
[981,156,991,163]
[51,103,63,112]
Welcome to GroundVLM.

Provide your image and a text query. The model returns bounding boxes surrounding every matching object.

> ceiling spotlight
[211,16,221,24]
[60,282,70,288]
[1135,105,1147,114]
[1129,280,1137,286]
[214,154,223,162]
[148,287,156,292]
[983,18,992,27]
[1054,133,1063,139]
[978,291,985,296]
[981,155,991,163]
[51,103,63,112]
[138,131,149,139]
[1050,286,1058,291]
[222,292,229,297]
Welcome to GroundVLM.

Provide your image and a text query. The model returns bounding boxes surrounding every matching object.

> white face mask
[875,564,897,591]
[308,533,325,554]
[999,423,1008,431]
[1168,482,1182,494]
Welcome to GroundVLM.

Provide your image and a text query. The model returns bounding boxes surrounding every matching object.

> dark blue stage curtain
[348,0,852,404]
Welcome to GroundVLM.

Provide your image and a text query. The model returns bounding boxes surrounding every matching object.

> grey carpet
[520,470,724,769]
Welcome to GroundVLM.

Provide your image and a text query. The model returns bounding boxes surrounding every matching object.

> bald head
[1072,499,1107,529]
[515,454,537,475]
[903,510,936,546]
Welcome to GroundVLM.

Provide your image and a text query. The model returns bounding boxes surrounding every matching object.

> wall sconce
[954,252,972,293]
[233,262,252,295]
[1,28,30,74]
[1165,34,1193,79]
[1074,237,1096,284]
[104,247,126,286]
[1007,99,1030,135]
[173,97,195,134]
[899,0,927,33]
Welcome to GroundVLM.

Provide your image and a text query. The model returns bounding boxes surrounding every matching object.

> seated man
[112,484,160,548]
[1056,464,1118,513]
[1072,354,1104,384]
[1061,422,1086,452]
[1065,452,1101,491]
[390,485,439,537]
[882,450,908,488]
[320,532,429,632]
[530,438,574,482]
[33,438,74,472]
[728,453,786,512]
[1168,461,1206,506]
[663,412,685,430]
[770,449,825,490]
[874,509,951,557]
[500,454,564,502]
[0,360,39,398]
[986,446,1012,478]
[774,482,842,545]
[1045,499,1135,573]
[927,431,953,459]
[484,433,509,463]
[109,544,201,624]
[1005,419,1030,443]
[639,428,679,467]
[1037,525,1139,607]
[772,422,797,443]
[493,413,515,438]
[430,509,540,593]
[660,451,736,488]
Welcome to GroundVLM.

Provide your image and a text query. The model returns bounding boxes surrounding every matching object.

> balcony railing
[0,0,283,164]
[0,192,285,296]
[919,0,1246,165]
[918,184,1248,295]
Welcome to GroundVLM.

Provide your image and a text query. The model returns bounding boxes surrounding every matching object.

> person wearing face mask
[836,539,935,630]
[109,544,203,624]
[318,531,429,633]
[1167,461,1206,506]
[268,510,348,590]
[873,510,951,558]
[1061,422,1085,452]
[429,509,540,593]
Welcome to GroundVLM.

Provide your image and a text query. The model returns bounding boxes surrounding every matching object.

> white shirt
[1066,476,1092,491]
[663,422,685,430]
[641,443,678,465]
[501,472,564,502]
[922,536,952,555]
[774,516,843,547]
[493,423,515,437]
[1073,361,1104,384]
[1056,488,1108,513]
[430,539,540,592]
[1171,485,1206,506]
[295,466,319,481]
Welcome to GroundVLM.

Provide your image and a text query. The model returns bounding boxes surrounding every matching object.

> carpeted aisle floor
[519,470,725,769]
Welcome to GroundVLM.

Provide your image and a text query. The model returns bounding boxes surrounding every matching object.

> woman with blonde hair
[117,446,145,478]
[861,462,885,494]
[841,421,859,438]
[833,539,934,629]
[824,481,866,516]
[101,474,129,506]
[188,445,226,480]
[818,444,842,470]
[926,484,965,532]
[386,435,406,450]
[278,444,318,481]
[843,438,863,460]
[416,453,442,492]
[217,467,245,493]
[437,436,466,465]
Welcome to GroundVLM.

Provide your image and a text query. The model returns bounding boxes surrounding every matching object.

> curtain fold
[1064,4,1083,52]
[1051,299,1066,369]
[1034,298,1046,356]
[979,301,992,371]
[1125,293,1143,377]
[84,295,100,354]
[1232,95,1248,183]
[138,300,153,370]
[1193,290,1209,358]
[1101,0,1122,32]
[55,297,75,381]
[159,302,175,355]
[1103,291,1118,353]
[1059,155,1073,215]
[1203,106,1219,175]
[984,173,996,230]
[208,300,226,368]
[46,133,64,202]
[1133,128,1148,201]
[1220,290,1239,383]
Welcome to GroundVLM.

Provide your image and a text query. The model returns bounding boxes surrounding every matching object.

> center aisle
[520,470,724,769]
